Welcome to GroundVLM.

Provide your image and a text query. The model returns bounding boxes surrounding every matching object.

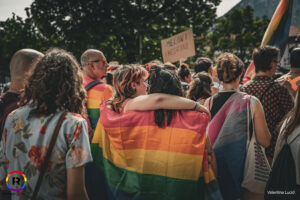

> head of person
[187,72,212,101]
[217,53,244,84]
[290,47,300,69]
[19,48,86,116]
[112,65,148,112]
[9,49,44,89]
[194,57,213,74]
[81,49,108,80]
[148,66,183,127]
[178,63,192,83]
[252,45,279,76]
[163,62,177,73]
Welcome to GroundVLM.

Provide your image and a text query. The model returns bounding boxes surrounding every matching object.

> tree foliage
[0,1,272,75]
[208,6,269,64]
[29,0,221,63]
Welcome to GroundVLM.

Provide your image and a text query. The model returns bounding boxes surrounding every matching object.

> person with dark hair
[163,62,177,73]
[241,45,293,163]
[187,72,213,105]
[194,57,213,74]
[0,49,44,142]
[194,57,220,94]
[0,48,91,199]
[91,65,218,200]
[205,53,271,200]
[148,66,185,127]
[177,63,191,96]
[277,47,300,99]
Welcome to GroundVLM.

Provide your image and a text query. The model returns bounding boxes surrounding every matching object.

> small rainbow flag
[243,0,294,84]
[91,104,222,200]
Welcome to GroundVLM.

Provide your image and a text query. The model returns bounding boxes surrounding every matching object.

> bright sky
[0,0,241,21]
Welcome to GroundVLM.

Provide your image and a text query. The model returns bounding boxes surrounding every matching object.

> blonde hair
[112,65,148,113]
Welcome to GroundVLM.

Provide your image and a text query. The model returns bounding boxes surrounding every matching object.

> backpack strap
[85,80,102,91]
[31,111,67,200]
[287,133,300,145]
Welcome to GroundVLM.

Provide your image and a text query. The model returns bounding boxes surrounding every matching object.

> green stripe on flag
[91,143,205,200]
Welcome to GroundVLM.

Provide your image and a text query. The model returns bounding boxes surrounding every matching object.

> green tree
[0,13,44,72]
[208,6,269,64]
[29,0,221,63]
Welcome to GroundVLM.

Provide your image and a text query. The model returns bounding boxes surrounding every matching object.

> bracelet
[193,102,200,110]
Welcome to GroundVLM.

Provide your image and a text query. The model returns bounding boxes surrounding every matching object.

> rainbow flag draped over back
[207,92,252,199]
[91,104,223,200]
[243,0,294,84]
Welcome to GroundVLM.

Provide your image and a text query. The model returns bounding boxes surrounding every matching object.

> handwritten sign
[161,29,195,63]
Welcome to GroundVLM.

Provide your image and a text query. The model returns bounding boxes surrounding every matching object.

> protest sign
[161,29,195,63]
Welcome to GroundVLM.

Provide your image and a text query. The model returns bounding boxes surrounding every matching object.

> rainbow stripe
[91,105,222,199]
[6,171,27,192]
[243,0,293,83]
[83,76,113,132]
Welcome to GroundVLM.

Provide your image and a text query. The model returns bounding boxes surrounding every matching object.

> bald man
[81,49,112,200]
[0,49,44,140]
[81,49,113,132]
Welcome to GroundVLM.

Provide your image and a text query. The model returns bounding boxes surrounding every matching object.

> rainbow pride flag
[91,104,223,200]
[243,0,294,83]
[83,76,113,132]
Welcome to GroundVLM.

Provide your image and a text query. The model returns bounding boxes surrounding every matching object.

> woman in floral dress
[0,48,92,200]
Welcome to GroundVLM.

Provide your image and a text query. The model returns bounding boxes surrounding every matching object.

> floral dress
[0,104,93,200]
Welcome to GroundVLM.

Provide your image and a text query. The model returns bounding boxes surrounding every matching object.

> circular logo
[6,171,27,192]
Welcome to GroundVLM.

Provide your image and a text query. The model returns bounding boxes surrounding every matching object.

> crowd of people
[0,45,299,200]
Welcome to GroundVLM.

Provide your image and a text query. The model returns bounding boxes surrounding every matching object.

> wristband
[193,102,200,110]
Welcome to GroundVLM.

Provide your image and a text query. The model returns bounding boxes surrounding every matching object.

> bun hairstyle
[187,72,212,101]
[148,66,183,127]
[178,63,191,81]
[217,53,244,83]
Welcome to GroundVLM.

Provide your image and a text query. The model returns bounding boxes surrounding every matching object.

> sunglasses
[90,59,108,65]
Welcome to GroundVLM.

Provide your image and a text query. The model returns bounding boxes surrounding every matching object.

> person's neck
[222,82,239,92]
[8,82,23,94]
[256,71,273,77]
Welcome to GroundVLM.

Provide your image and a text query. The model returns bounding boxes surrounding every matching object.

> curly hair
[217,53,244,83]
[148,66,183,127]
[112,65,148,113]
[19,48,86,116]
[187,72,212,101]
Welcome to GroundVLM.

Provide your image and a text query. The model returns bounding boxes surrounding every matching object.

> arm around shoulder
[124,93,210,115]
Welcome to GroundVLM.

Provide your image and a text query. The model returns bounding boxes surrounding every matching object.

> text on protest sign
[161,29,195,63]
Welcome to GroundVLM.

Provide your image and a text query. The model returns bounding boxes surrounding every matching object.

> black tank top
[210,91,236,119]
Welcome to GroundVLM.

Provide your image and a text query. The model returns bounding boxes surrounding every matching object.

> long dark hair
[19,48,86,116]
[277,88,300,139]
[148,66,183,127]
